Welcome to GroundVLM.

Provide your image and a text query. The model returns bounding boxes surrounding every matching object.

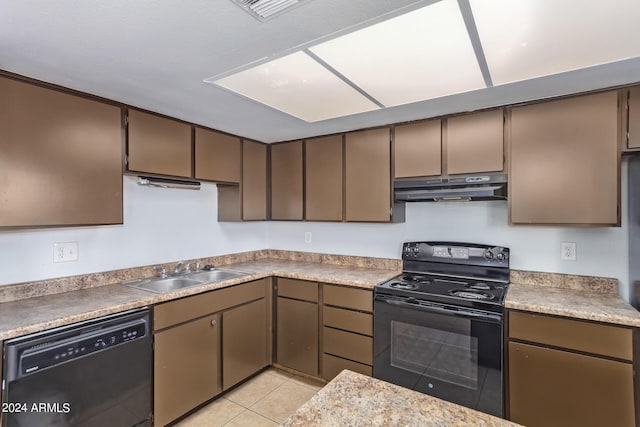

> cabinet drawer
[509,311,633,361]
[323,327,372,365]
[277,278,318,302]
[154,279,266,330]
[323,285,372,312]
[322,353,372,382]
[323,306,372,336]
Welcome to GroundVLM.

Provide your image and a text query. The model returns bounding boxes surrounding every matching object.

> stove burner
[450,289,495,301]
[468,282,494,291]
[401,274,432,283]
[389,281,418,290]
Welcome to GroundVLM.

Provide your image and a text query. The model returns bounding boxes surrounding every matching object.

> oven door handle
[382,298,502,323]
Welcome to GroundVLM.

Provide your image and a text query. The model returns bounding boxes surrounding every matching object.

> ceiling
[2,0,640,143]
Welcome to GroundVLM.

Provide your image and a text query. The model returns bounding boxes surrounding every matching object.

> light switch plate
[304,231,312,244]
[53,242,79,263]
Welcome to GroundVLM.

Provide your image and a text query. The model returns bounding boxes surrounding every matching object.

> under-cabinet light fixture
[137,176,201,190]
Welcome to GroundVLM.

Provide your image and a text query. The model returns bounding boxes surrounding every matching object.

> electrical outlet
[304,231,312,244]
[53,242,79,263]
[560,242,577,261]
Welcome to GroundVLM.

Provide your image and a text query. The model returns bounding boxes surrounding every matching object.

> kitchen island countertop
[282,369,521,427]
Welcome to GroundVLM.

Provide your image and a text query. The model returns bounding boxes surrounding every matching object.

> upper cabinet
[271,141,303,220]
[0,76,123,227]
[446,109,504,175]
[127,109,192,178]
[393,109,504,179]
[394,120,441,178]
[509,91,620,225]
[195,128,241,183]
[306,135,343,221]
[626,86,640,150]
[345,128,392,222]
[242,140,268,221]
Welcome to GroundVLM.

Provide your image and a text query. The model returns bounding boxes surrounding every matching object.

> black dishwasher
[2,308,152,427]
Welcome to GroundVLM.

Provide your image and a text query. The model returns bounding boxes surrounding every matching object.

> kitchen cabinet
[217,140,268,221]
[507,310,637,427]
[195,127,241,183]
[509,91,620,225]
[222,297,268,390]
[345,128,392,222]
[627,86,640,150]
[276,278,319,376]
[305,135,343,221]
[243,140,268,220]
[154,313,220,427]
[0,76,123,227]
[394,120,441,178]
[271,141,303,220]
[446,109,504,174]
[127,109,192,178]
[321,285,373,381]
[153,279,269,425]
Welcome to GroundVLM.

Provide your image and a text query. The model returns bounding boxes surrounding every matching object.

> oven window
[390,320,478,389]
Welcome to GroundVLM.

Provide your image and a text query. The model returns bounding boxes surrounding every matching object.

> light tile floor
[175,368,324,427]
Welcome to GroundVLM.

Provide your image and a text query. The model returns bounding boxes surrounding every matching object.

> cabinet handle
[211,319,217,327]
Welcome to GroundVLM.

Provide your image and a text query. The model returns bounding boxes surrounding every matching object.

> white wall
[268,161,631,301]
[0,176,268,286]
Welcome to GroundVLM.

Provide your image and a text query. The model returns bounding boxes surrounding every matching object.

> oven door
[373,294,503,417]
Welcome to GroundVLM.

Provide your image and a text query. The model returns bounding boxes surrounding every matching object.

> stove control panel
[402,242,509,267]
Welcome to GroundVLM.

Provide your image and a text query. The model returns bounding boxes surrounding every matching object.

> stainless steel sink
[187,269,249,283]
[122,268,251,294]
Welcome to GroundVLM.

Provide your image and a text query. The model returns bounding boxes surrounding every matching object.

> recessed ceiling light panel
[308,0,486,107]
[231,0,312,22]
[470,0,640,85]
[209,51,380,122]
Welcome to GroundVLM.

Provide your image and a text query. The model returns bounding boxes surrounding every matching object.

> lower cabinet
[153,279,269,426]
[321,285,373,381]
[507,310,637,427]
[222,298,268,390]
[276,279,319,376]
[154,313,220,427]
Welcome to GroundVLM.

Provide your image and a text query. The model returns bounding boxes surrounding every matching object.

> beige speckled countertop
[0,258,400,341]
[282,370,521,427]
[505,271,640,327]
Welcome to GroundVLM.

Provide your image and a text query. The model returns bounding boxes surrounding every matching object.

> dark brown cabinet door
[509,91,619,225]
[305,135,343,221]
[447,109,504,174]
[271,141,303,220]
[127,109,192,178]
[154,314,220,427]
[195,127,241,183]
[508,341,635,427]
[0,76,123,227]
[345,128,391,222]
[628,86,640,149]
[222,298,268,390]
[242,140,268,220]
[276,297,318,376]
[394,120,441,178]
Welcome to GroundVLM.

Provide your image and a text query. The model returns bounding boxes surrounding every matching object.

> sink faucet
[173,261,184,275]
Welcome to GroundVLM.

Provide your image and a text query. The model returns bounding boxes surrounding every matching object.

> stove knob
[484,250,494,260]
[496,252,506,261]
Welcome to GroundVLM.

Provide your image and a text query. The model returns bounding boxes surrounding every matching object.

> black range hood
[394,174,507,202]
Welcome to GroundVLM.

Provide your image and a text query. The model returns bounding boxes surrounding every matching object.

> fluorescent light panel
[470,0,640,85]
[308,0,486,107]
[211,51,380,122]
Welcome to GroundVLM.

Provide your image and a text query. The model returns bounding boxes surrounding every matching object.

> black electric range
[373,241,510,418]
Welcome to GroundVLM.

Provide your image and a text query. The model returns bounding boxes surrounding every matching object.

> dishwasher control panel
[4,310,150,381]
[20,321,147,375]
